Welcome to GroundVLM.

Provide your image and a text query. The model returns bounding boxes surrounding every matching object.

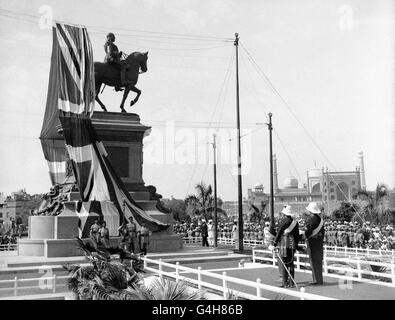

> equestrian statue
[94,33,148,113]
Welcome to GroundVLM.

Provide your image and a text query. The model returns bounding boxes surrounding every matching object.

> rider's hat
[107,33,115,40]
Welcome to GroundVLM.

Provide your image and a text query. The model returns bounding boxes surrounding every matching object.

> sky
[0,0,394,201]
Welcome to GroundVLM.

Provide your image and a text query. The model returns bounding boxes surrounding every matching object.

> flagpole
[234,32,244,253]
[213,134,218,247]
[268,113,275,235]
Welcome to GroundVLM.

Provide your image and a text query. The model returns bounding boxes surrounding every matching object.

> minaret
[358,151,366,190]
[273,154,279,192]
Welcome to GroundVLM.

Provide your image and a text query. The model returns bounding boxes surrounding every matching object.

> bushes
[63,237,207,300]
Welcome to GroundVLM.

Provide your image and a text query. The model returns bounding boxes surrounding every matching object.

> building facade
[247,152,367,216]
[0,190,42,228]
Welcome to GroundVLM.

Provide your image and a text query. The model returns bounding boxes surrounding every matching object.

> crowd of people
[173,218,395,250]
[174,219,276,246]
[0,233,18,249]
[323,221,395,250]
[89,219,151,256]
[0,221,25,249]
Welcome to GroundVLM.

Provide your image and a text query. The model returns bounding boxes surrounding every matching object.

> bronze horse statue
[94,51,148,113]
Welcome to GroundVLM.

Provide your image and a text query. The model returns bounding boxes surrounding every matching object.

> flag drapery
[59,116,168,232]
[40,23,95,184]
[40,23,168,234]
[63,201,120,237]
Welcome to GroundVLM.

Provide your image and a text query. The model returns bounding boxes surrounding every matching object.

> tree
[64,238,206,300]
[163,197,187,222]
[248,200,268,223]
[331,202,357,222]
[350,184,392,225]
[184,182,214,221]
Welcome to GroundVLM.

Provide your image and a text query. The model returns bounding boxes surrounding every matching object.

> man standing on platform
[269,205,300,288]
[201,219,209,247]
[304,202,325,285]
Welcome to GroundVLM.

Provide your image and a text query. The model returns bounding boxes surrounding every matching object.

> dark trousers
[128,238,136,253]
[202,236,209,247]
[307,238,324,284]
[278,249,295,287]
[141,243,148,255]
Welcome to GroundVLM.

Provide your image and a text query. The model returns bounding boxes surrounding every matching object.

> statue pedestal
[19,112,182,257]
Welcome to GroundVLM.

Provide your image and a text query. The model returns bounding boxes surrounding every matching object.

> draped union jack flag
[40,23,95,184]
[41,23,168,235]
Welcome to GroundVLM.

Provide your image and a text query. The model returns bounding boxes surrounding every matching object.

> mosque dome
[253,182,264,192]
[284,176,298,189]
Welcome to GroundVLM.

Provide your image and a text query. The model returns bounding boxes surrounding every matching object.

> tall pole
[268,113,275,235]
[234,32,243,252]
[213,134,218,247]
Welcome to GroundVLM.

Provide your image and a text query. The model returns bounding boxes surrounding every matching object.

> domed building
[283,176,298,189]
[247,152,367,215]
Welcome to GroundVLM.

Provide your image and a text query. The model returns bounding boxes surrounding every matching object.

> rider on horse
[104,33,129,91]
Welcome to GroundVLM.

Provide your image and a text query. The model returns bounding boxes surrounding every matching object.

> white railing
[142,257,336,300]
[182,236,203,244]
[0,243,18,251]
[253,248,395,287]
[182,236,395,258]
[323,245,394,257]
[0,275,69,297]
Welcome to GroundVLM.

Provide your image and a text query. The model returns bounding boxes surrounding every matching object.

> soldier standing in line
[127,220,138,253]
[90,219,101,249]
[269,205,300,288]
[139,223,150,256]
[336,225,342,246]
[99,221,110,248]
[304,202,325,285]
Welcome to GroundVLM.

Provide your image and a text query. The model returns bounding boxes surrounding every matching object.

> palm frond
[148,277,206,300]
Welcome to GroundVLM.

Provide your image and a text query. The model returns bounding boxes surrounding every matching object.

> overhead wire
[240,42,365,220]
[0,7,232,43]
[185,47,234,194]
[273,128,303,183]
[240,42,338,172]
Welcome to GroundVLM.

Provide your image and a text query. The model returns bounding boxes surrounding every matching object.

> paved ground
[146,258,395,300]
[175,266,395,300]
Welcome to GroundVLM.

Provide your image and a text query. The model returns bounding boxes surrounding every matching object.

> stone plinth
[20,112,182,257]
[28,216,80,240]
[91,111,150,193]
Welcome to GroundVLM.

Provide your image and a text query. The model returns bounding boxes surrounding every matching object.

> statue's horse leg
[119,85,130,113]
[95,82,108,112]
[129,86,141,107]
